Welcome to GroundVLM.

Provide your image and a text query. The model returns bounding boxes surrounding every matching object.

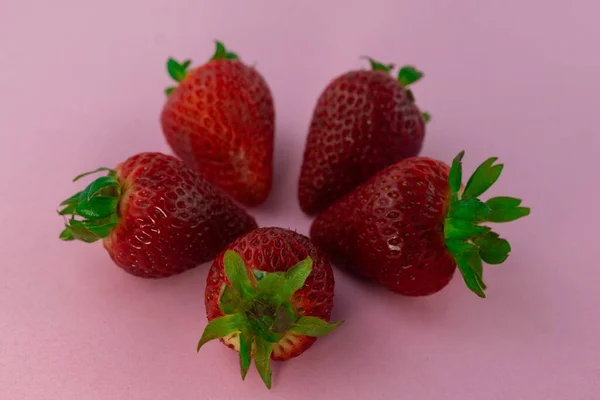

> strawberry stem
[444,151,530,298]
[58,168,121,243]
[197,250,342,389]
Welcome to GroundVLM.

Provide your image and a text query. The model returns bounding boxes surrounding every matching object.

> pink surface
[1,0,598,399]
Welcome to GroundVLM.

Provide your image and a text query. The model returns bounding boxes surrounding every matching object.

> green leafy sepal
[197,250,342,389]
[444,151,531,298]
[58,168,121,243]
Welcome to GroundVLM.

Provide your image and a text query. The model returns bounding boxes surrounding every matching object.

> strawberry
[198,227,341,388]
[310,151,530,298]
[298,58,430,215]
[160,41,275,206]
[57,152,258,278]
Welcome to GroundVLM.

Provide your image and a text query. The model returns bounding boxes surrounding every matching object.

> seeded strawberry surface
[59,152,258,278]
[311,152,531,298]
[161,58,275,206]
[298,69,425,214]
[204,227,336,360]
[310,157,454,295]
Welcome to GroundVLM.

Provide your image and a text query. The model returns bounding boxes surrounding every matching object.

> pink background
[1,0,598,399]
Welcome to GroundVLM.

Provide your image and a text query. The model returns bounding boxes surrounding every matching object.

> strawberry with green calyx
[58,152,258,278]
[164,41,238,96]
[201,227,341,389]
[198,250,341,388]
[161,40,275,206]
[298,56,429,215]
[310,151,530,298]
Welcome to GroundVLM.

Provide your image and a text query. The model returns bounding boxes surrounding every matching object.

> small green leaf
[70,218,117,240]
[445,238,476,256]
[254,338,273,389]
[59,228,74,241]
[255,272,286,298]
[486,196,522,209]
[76,196,118,219]
[73,168,113,182]
[361,56,394,73]
[66,220,101,243]
[449,198,490,222]
[475,232,511,264]
[448,151,465,194]
[223,250,255,300]
[281,257,313,299]
[218,285,244,314]
[167,58,187,82]
[88,224,117,238]
[462,157,504,199]
[485,196,530,223]
[81,218,118,238]
[465,248,485,289]
[197,314,245,352]
[422,112,431,123]
[455,252,486,298]
[225,51,239,60]
[488,207,531,223]
[444,219,490,240]
[60,191,83,207]
[213,41,226,58]
[78,176,119,203]
[238,331,252,380]
[398,65,423,87]
[181,59,192,69]
[58,203,78,216]
[291,316,343,337]
[165,86,175,96]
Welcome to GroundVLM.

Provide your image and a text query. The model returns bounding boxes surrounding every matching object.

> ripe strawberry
[198,227,341,389]
[310,151,530,298]
[160,41,275,206]
[298,58,430,215]
[57,152,257,278]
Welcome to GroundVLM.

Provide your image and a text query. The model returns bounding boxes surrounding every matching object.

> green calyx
[444,151,531,298]
[164,41,239,96]
[197,250,342,389]
[210,40,239,61]
[361,57,431,123]
[361,56,395,73]
[57,168,121,243]
[164,58,192,96]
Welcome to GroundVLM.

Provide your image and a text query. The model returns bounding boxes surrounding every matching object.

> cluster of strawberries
[58,41,530,389]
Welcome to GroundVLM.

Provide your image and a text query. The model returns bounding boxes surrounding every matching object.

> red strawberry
[58,152,258,278]
[198,227,341,388]
[298,58,430,215]
[160,41,275,206]
[310,151,530,298]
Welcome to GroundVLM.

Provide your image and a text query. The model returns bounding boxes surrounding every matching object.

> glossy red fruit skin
[103,152,258,278]
[205,228,336,361]
[298,70,426,215]
[160,60,275,206]
[310,157,456,296]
